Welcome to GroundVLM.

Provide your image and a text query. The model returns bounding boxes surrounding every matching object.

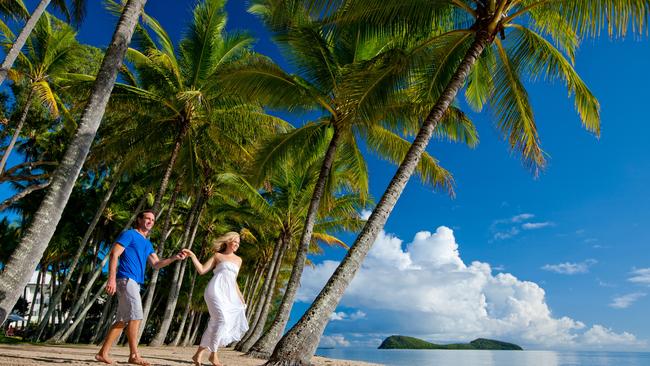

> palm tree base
[246,349,271,359]
[263,360,312,366]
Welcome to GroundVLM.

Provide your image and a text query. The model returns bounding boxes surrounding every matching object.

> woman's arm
[182,249,215,275]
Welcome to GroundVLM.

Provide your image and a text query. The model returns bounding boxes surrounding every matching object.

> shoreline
[0,343,382,366]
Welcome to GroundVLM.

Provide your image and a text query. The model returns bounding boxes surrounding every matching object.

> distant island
[378,336,523,350]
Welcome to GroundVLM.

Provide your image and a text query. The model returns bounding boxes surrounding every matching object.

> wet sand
[0,343,382,366]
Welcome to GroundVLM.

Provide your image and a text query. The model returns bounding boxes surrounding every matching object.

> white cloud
[522,222,553,230]
[491,213,553,241]
[609,293,647,309]
[493,227,520,240]
[319,334,350,348]
[300,227,643,349]
[582,325,644,347]
[629,268,650,285]
[511,213,535,223]
[360,209,372,220]
[541,260,597,275]
[329,310,367,321]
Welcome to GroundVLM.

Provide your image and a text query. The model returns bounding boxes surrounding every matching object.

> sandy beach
[0,344,381,366]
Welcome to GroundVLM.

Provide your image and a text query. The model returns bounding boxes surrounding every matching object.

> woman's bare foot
[95,353,114,364]
[192,353,202,366]
[208,353,223,366]
[128,354,151,366]
[95,353,113,365]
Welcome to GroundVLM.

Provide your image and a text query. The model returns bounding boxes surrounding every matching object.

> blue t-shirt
[115,229,155,284]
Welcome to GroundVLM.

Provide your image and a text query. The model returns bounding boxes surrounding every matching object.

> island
[378,336,523,350]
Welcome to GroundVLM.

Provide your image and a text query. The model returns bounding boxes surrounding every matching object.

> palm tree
[0,0,88,86]
[95,0,289,216]
[0,0,147,326]
[0,12,83,173]
[221,3,477,355]
[266,1,650,364]
[90,0,289,341]
[240,155,366,355]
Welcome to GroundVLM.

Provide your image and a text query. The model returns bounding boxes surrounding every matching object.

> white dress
[200,260,249,352]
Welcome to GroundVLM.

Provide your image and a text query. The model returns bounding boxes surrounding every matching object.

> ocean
[315,348,650,366]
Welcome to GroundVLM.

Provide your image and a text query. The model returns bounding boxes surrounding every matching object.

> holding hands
[174,250,188,261]
[182,248,196,258]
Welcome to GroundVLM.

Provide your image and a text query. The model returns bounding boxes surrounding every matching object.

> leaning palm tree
[0,12,83,173]
[0,0,88,86]
[0,0,147,326]
[266,1,650,364]
[221,3,477,355]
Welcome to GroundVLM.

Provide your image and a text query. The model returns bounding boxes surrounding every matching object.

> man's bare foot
[192,353,202,366]
[95,353,114,364]
[128,355,151,366]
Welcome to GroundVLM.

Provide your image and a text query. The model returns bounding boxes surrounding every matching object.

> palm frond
[509,25,600,135]
[491,38,545,173]
[363,125,455,194]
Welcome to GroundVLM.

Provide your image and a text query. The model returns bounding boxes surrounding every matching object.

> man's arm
[148,251,185,270]
[106,244,125,295]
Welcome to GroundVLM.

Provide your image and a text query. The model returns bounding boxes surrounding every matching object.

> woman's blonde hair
[213,231,240,253]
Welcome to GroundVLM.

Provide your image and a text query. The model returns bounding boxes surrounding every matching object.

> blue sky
[8,0,650,351]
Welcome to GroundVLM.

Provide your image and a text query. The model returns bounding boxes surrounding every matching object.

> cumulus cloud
[541,260,597,275]
[299,226,643,349]
[582,325,644,347]
[609,293,647,309]
[629,268,650,285]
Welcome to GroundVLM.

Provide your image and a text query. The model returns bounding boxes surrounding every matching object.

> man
[96,210,185,366]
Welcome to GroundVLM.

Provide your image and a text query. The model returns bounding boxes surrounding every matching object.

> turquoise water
[315,348,650,366]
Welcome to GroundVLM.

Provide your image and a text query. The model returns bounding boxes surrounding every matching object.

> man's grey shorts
[115,278,144,323]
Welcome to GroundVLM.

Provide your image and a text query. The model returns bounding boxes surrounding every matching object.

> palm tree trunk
[149,193,203,346]
[0,0,50,86]
[170,271,196,346]
[245,128,340,355]
[0,87,35,173]
[235,237,283,351]
[137,179,182,342]
[266,34,491,366]
[25,266,42,326]
[0,181,51,211]
[55,288,104,343]
[247,232,294,358]
[151,121,189,214]
[188,312,204,346]
[36,265,46,324]
[91,295,115,344]
[47,254,110,342]
[0,0,147,326]
[181,310,196,346]
[244,259,263,308]
[34,166,121,340]
[126,194,148,229]
[245,257,268,319]
[238,236,288,353]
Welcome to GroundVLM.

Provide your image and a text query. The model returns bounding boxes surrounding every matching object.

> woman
[183,232,248,366]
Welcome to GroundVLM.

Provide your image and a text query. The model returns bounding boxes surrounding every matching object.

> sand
[0,344,382,366]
